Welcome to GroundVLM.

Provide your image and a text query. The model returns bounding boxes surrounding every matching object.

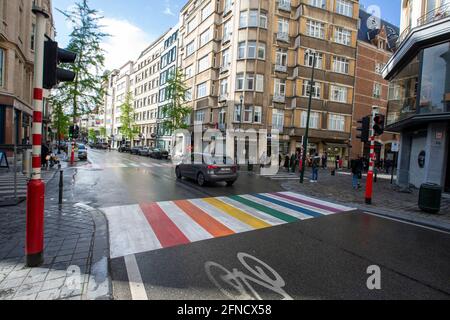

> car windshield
[78,145,86,150]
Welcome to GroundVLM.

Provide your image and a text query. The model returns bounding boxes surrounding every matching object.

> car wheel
[226,180,236,187]
[197,172,206,187]
[176,167,182,179]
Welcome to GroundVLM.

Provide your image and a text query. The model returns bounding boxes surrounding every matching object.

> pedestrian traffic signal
[68,125,80,139]
[43,40,77,89]
[356,116,370,142]
[373,114,385,136]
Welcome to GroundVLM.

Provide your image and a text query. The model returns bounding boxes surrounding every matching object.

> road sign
[392,142,399,152]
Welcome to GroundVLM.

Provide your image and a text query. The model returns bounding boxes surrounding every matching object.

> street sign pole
[365,108,378,205]
[26,4,49,267]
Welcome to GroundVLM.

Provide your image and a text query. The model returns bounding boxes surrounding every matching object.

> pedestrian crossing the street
[102,191,355,258]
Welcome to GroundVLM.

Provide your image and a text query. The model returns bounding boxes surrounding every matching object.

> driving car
[175,153,238,187]
[118,144,131,153]
[77,144,88,161]
[150,148,169,159]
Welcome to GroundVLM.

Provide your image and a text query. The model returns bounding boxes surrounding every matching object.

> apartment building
[177,0,359,166]
[132,36,166,147]
[0,0,55,146]
[383,0,450,191]
[157,25,180,151]
[350,9,399,161]
[104,61,134,149]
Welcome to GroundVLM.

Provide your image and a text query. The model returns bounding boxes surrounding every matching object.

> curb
[74,203,112,300]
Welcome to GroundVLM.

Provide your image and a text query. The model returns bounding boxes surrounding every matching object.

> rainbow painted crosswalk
[103,192,356,258]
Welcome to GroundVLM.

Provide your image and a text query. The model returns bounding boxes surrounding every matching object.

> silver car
[175,153,238,187]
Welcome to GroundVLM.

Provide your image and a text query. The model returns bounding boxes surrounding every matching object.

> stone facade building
[0,0,55,147]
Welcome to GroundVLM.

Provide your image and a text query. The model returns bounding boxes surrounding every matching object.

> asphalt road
[64,148,450,300]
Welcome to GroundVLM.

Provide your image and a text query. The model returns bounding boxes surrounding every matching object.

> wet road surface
[64,148,450,300]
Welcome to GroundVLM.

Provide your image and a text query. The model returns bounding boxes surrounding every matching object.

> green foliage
[88,128,97,143]
[50,97,70,139]
[99,127,107,139]
[119,92,139,142]
[162,68,192,132]
[54,0,109,120]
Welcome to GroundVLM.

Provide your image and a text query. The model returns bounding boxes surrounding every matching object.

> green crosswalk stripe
[228,195,299,223]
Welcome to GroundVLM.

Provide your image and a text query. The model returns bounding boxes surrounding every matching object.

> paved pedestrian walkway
[0,167,110,300]
[279,168,450,231]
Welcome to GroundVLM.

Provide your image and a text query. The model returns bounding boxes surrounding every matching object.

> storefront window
[386,53,420,125]
[419,42,450,114]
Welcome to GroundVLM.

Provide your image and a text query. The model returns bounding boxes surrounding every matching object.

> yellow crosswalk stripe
[202,197,271,229]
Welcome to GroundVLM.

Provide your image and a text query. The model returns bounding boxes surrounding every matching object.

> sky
[52,0,402,72]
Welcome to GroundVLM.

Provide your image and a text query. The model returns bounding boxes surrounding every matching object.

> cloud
[100,17,154,71]
[164,7,175,16]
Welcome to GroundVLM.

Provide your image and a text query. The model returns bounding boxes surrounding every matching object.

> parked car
[175,153,238,187]
[77,144,88,160]
[150,148,169,159]
[138,147,153,157]
[118,144,131,153]
[130,146,143,155]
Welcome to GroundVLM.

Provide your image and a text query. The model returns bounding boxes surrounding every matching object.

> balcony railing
[277,32,289,42]
[275,64,288,73]
[278,0,291,12]
[219,94,228,102]
[222,33,232,44]
[273,94,286,103]
[220,63,230,73]
[223,5,232,17]
[417,3,450,27]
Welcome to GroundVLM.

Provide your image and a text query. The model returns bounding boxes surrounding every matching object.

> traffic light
[373,114,385,136]
[356,116,370,142]
[43,40,77,89]
[68,125,80,139]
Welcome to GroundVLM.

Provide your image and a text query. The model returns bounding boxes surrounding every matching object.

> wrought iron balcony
[275,64,287,73]
[278,0,291,12]
[277,32,289,42]
[273,94,286,103]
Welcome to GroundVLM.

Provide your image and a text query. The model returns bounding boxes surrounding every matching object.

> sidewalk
[279,168,450,232]
[0,164,111,300]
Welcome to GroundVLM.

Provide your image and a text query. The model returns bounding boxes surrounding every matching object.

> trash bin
[418,183,442,214]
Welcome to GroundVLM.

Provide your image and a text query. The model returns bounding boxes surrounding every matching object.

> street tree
[99,127,107,140]
[88,128,98,143]
[50,98,70,142]
[119,92,139,144]
[162,68,192,132]
[54,0,108,124]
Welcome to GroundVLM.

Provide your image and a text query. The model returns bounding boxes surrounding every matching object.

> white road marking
[124,254,148,300]
[103,205,162,259]
[281,191,355,211]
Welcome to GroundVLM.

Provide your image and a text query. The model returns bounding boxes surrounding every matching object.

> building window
[309,0,326,9]
[278,18,289,34]
[328,114,345,131]
[304,51,323,69]
[0,48,5,87]
[197,82,207,98]
[224,0,233,13]
[222,48,231,68]
[256,75,264,92]
[201,3,213,21]
[243,106,253,123]
[335,27,352,46]
[254,106,262,123]
[185,64,194,78]
[220,79,228,96]
[257,43,266,60]
[219,108,226,125]
[234,105,241,122]
[272,109,284,130]
[330,85,348,103]
[247,41,257,59]
[223,20,233,41]
[274,79,286,96]
[195,110,205,123]
[306,20,325,39]
[185,88,192,101]
[301,111,319,129]
[236,73,245,90]
[375,62,385,75]
[238,41,246,59]
[186,41,195,57]
[373,83,382,98]
[187,18,197,34]
[302,80,321,98]
[336,0,353,17]
[239,10,267,28]
[333,56,350,74]
[276,49,288,67]
[199,29,211,47]
[198,55,210,73]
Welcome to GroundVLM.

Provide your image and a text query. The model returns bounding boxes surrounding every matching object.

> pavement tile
[54,255,73,263]
[72,252,90,260]
[5,269,30,280]
[45,270,67,281]
[15,282,43,296]
[41,277,66,291]
[0,277,25,289]
[12,293,37,300]
[0,287,18,300]
[36,288,61,300]
[22,272,48,285]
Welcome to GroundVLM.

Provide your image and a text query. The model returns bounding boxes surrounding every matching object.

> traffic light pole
[365,108,378,205]
[26,5,49,267]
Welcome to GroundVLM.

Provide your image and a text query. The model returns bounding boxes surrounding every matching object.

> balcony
[277,32,289,43]
[218,94,228,102]
[222,33,232,44]
[274,64,287,73]
[223,6,232,17]
[273,94,286,103]
[220,63,230,73]
[278,0,291,12]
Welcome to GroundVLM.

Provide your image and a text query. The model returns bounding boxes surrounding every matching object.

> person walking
[351,156,363,190]
[284,154,290,172]
[310,153,320,182]
[290,153,296,173]
[321,153,327,169]
[41,142,50,170]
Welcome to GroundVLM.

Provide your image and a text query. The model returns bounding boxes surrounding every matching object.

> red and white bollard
[26,5,49,267]
[365,108,378,205]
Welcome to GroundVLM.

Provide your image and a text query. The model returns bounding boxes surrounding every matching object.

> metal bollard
[58,165,63,205]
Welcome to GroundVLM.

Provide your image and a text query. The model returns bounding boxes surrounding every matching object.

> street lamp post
[300,50,317,184]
